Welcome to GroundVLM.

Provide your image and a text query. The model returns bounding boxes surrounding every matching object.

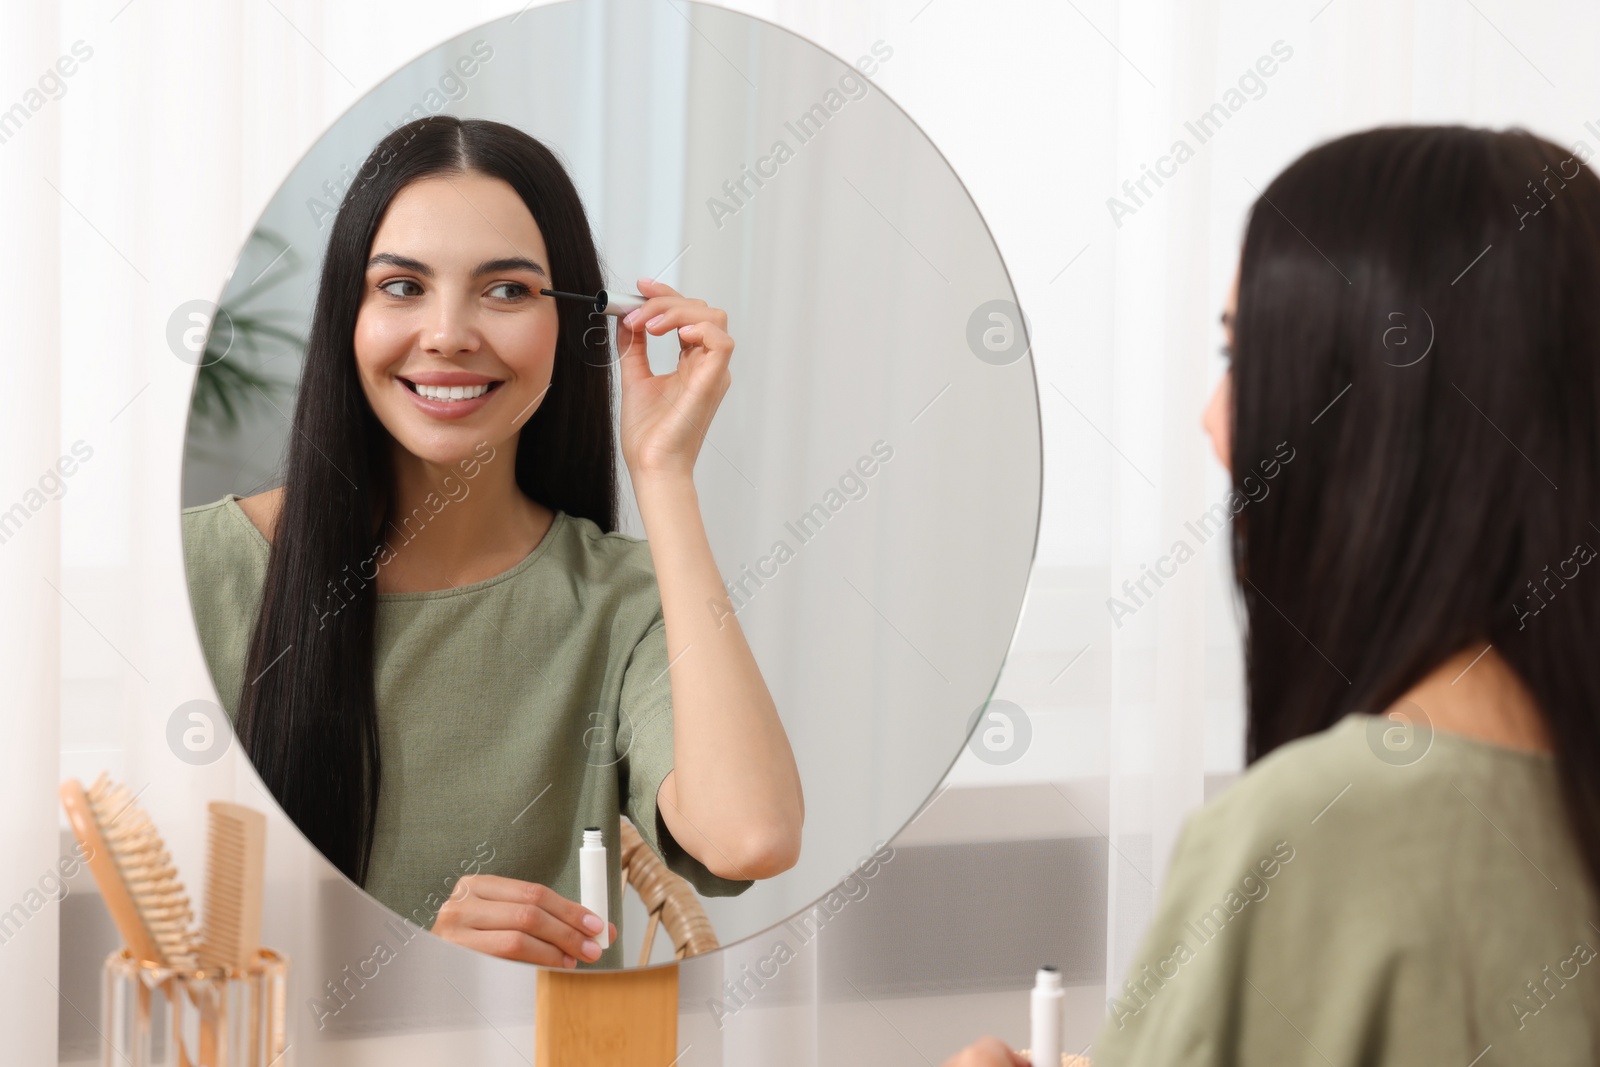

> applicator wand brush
[540,288,648,317]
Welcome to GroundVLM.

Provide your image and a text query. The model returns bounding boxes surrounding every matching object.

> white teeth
[413,383,490,401]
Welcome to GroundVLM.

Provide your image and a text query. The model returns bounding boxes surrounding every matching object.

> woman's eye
[379,279,421,298]
[487,282,530,301]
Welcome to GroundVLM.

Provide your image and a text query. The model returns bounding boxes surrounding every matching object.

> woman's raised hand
[615,277,734,482]
[432,873,618,967]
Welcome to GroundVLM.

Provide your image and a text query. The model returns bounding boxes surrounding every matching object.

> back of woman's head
[1232,124,1600,886]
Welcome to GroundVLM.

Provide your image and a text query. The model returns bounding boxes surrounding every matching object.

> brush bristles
[86,773,197,969]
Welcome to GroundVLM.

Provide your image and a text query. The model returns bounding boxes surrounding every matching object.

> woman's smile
[396,370,507,420]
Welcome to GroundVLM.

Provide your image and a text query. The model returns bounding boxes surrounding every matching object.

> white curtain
[30,2,545,1063]
[12,0,1600,1063]
[2,6,61,1065]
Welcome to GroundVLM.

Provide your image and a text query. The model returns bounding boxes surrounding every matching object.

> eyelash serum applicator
[580,826,610,951]
[541,287,648,317]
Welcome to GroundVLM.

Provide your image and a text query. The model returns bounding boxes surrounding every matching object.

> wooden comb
[197,801,267,973]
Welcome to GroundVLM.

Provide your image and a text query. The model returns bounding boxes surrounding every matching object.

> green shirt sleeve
[616,607,754,898]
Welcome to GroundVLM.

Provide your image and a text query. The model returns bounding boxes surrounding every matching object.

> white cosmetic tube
[1030,965,1063,1067]
[579,826,609,951]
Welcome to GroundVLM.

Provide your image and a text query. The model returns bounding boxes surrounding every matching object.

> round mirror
[179,0,1040,968]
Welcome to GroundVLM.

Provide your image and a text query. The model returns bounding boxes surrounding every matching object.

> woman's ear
[1205,258,1240,474]
[1202,369,1233,473]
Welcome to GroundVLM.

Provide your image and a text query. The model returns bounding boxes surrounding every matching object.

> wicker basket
[618,818,720,965]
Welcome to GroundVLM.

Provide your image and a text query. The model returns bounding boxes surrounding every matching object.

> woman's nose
[424,295,480,358]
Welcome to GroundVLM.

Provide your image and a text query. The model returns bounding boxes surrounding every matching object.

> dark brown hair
[1233,125,1600,894]
[235,117,619,883]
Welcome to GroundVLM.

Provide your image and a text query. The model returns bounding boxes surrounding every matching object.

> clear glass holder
[100,948,289,1067]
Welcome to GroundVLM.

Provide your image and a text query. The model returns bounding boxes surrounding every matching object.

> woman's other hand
[616,277,734,481]
[941,1036,1033,1066]
[432,873,617,967]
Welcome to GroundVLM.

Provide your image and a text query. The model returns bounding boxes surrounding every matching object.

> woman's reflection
[181,116,804,970]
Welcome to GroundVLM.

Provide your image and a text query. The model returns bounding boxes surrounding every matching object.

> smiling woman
[180,116,804,970]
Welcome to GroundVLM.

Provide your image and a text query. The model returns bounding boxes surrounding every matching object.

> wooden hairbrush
[61,773,203,1066]
[59,773,198,969]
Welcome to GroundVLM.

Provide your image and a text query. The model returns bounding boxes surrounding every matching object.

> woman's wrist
[631,469,699,513]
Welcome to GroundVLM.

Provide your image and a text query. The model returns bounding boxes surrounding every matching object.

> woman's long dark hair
[236,117,619,884]
[1233,125,1600,892]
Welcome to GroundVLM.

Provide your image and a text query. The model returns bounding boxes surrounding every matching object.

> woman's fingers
[620,280,726,336]
[437,875,607,965]
[619,277,683,327]
[678,322,736,390]
[475,875,607,936]
[637,303,728,334]
[446,927,572,968]
[462,897,604,962]
[939,1036,1031,1067]
[446,873,585,912]
[454,874,594,916]
[637,276,681,298]
[615,294,734,407]
[677,320,733,355]
[441,872,525,901]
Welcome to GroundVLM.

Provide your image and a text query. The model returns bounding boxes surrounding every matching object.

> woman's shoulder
[1147,712,1584,978]
[232,487,281,541]
[555,512,659,583]
[1190,712,1557,847]
[180,493,276,717]
[181,490,275,560]
[180,492,273,639]
[1177,713,1565,891]
[1182,714,1385,846]
[559,510,647,551]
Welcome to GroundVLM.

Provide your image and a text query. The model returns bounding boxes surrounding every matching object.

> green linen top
[180,495,751,969]
[1092,712,1600,1065]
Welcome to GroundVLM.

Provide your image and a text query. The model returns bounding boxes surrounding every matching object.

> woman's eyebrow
[366,252,548,278]
[473,255,548,278]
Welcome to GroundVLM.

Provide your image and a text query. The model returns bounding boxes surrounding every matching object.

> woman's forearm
[633,471,804,880]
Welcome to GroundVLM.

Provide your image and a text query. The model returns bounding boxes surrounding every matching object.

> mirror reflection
[180,0,1040,968]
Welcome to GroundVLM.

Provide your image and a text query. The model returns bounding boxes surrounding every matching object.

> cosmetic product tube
[580,827,609,950]
[1030,965,1063,1067]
